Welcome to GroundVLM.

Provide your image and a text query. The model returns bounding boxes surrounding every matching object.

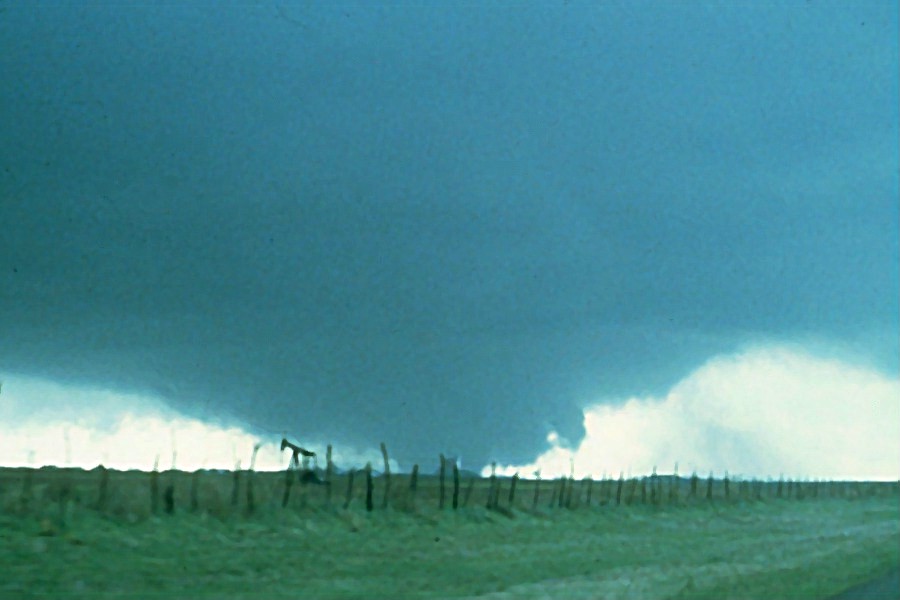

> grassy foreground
[0,469,897,599]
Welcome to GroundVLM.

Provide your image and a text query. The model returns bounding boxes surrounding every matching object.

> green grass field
[1,467,897,599]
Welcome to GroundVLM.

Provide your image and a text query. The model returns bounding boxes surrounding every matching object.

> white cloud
[4,344,897,480]
[0,375,396,472]
[489,345,900,481]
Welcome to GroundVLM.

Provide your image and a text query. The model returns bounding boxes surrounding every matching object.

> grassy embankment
[1,466,897,599]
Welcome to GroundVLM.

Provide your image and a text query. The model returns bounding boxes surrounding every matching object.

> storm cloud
[1,2,897,473]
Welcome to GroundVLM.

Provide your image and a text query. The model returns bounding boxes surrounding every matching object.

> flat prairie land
[0,467,897,599]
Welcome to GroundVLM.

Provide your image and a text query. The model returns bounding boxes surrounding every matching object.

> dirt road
[826,568,899,600]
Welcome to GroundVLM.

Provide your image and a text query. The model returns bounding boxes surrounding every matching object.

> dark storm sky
[1,2,897,467]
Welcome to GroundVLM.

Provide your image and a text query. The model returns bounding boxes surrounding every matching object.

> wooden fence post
[487,462,497,510]
[616,472,624,506]
[508,473,519,506]
[409,464,419,510]
[439,454,446,510]
[231,465,241,508]
[365,462,374,512]
[97,466,109,512]
[343,469,355,510]
[533,470,541,509]
[19,468,34,513]
[325,445,334,508]
[282,465,293,508]
[669,464,678,504]
[627,477,638,505]
[150,456,160,515]
[380,443,391,509]
[247,444,260,515]
[452,460,460,510]
[164,483,175,515]
[246,471,255,515]
[585,476,593,507]
[706,472,713,501]
[565,460,575,509]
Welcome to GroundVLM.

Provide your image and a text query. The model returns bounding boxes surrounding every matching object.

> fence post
[343,469,355,510]
[365,462,374,512]
[706,472,713,501]
[669,463,678,504]
[97,465,109,512]
[247,444,260,515]
[380,443,391,509]
[550,476,566,508]
[325,445,334,508]
[487,462,497,510]
[508,472,519,506]
[533,470,542,509]
[282,464,293,508]
[164,483,175,515]
[231,463,241,508]
[150,456,160,515]
[452,460,460,510]
[616,472,624,506]
[245,472,255,515]
[626,477,638,505]
[409,464,419,510]
[439,454,446,510]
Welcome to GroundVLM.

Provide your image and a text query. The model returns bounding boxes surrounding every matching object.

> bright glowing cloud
[489,345,900,481]
[0,376,398,472]
[3,344,897,480]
